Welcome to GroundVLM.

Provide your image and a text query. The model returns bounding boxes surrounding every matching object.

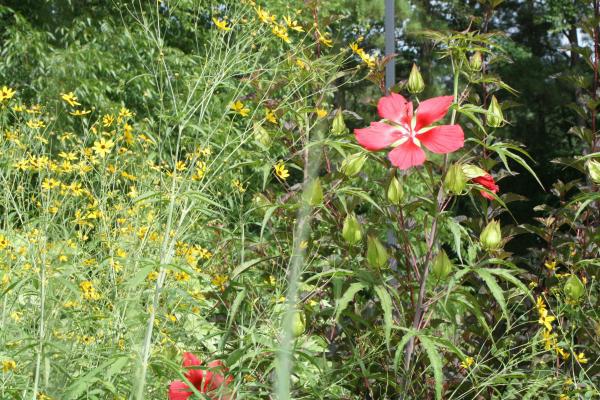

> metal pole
[385,0,395,91]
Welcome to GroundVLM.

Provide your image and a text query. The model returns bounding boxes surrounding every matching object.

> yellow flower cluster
[350,41,376,69]
[0,86,16,102]
[80,281,101,300]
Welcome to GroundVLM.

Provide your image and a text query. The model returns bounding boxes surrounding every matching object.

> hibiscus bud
[469,51,483,71]
[431,249,454,280]
[367,235,388,269]
[387,176,404,205]
[444,164,468,195]
[341,153,367,177]
[407,63,425,94]
[303,178,323,206]
[564,275,585,301]
[291,309,306,337]
[586,159,600,184]
[253,123,271,148]
[486,96,504,128]
[342,213,362,245]
[331,109,349,135]
[480,220,502,251]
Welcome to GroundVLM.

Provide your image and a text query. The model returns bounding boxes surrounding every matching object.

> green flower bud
[480,220,502,251]
[586,159,600,184]
[444,164,468,195]
[407,63,425,94]
[253,123,271,148]
[387,176,404,205]
[341,153,367,177]
[342,213,362,245]
[291,309,306,337]
[331,109,349,135]
[367,235,388,269]
[431,249,454,281]
[303,178,323,206]
[486,96,504,128]
[564,275,585,301]
[469,51,483,71]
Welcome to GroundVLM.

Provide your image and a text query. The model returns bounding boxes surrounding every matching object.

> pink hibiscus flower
[354,93,464,169]
[471,173,499,200]
[168,352,234,400]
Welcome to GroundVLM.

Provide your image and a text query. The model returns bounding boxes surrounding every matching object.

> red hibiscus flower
[471,173,499,200]
[168,352,234,400]
[354,93,464,169]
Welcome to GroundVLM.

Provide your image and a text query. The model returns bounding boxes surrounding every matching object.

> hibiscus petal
[388,140,426,170]
[472,174,499,200]
[377,92,413,124]
[182,352,204,387]
[418,125,464,154]
[415,96,454,131]
[354,122,403,151]
[169,380,192,400]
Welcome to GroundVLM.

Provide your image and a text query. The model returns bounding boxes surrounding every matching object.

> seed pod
[253,123,271,148]
[342,213,362,245]
[331,109,349,135]
[341,153,367,177]
[431,249,454,280]
[444,164,468,195]
[480,220,502,251]
[291,309,306,337]
[564,275,585,301]
[367,235,388,269]
[486,96,504,128]
[469,51,483,71]
[586,159,600,184]
[303,178,323,206]
[387,176,404,205]
[407,63,425,94]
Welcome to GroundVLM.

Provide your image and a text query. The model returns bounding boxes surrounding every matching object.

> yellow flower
[212,17,232,31]
[544,259,557,270]
[274,161,289,180]
[0,86,16,101]
[41,178,60,191]
[102,114,114,127]
[79,281,100,300]
[232,179,246,193]
[535,296,546,314]
[70,109,91,116]
[256,6,275,24]
[26,119,46,129]
[283,15,304,32]
[556,346,570,360]
[296,59,308,70]
[542,329,555,351]
[61,92,80,107]
[265,109,277,123]
[272,24,290,43]
[538,308,556,331]
[575,352,588,364]
[118,107,133,118]
[317,31,333,47]
[316,108,328,118]
[460,356,474,369]
[93,138,114,157]
[2,360,16,373]
[212,274,228,291]
[231,100,250,117]
[0,235,9,250]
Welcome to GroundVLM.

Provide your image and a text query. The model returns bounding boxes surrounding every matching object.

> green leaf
[418,335,444,400]
[334,282,367,321]
[475,268,509,327]
[374,285,393,348]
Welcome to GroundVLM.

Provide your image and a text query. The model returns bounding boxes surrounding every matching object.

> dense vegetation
[0,1,598,399]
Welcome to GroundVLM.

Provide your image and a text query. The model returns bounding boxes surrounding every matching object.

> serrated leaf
[374,285,393,348]
[335,282,367,321]
[418,335,444,400]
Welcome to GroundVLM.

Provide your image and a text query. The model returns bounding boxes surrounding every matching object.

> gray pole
[384,0,395,91]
